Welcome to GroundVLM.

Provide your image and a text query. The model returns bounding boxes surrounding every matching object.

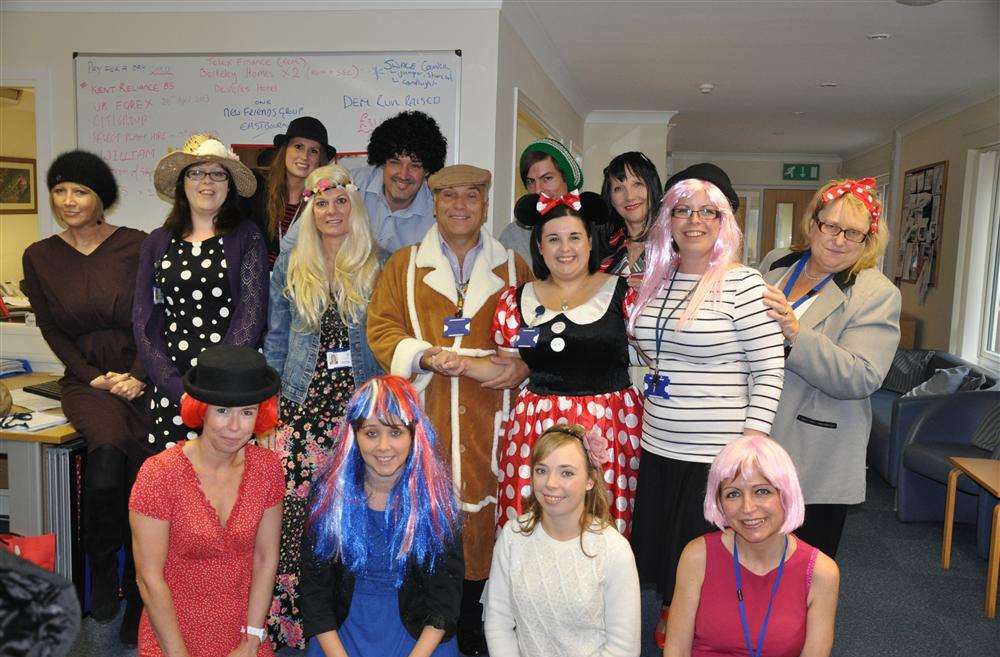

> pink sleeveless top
[692,531,817,657]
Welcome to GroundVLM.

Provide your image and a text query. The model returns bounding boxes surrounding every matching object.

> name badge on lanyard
[326,349,352,370]
[643,372,670,399]
[152,286,164,305]
[443,317,471,337]
[514,327,539,348]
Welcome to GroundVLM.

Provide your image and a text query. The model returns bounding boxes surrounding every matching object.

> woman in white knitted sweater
[483,424,641,657]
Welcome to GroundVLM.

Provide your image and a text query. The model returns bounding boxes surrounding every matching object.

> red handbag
[0,532,56,571]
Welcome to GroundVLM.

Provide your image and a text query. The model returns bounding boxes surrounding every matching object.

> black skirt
[629,450,714,603]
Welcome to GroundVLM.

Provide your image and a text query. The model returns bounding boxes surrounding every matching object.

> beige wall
[0,88,38,283]
[494,15,584,233]
[1,8,502,227]
[582,122,668,195]
[668,153,841,188]
[895,95,1000,349]
[842,142,892,180]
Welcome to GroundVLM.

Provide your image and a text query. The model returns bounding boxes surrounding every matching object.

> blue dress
[306,508,459,657]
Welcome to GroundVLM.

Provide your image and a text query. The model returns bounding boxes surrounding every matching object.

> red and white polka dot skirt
[496,387,642,537]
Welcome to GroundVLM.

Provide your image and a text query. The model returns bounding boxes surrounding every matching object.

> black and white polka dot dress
[147,235,232,450]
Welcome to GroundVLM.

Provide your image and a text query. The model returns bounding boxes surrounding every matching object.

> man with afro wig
[352,110,448,253]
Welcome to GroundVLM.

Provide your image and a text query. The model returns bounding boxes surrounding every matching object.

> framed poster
[896,161,947,295]
[0,156,38,214]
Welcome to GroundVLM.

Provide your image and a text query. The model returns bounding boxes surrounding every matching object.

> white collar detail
[520,276,618,327]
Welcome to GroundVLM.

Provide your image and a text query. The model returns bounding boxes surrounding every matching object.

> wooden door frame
[760,188,818,256]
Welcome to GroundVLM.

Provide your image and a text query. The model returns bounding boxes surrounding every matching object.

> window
[981,155,1000,358]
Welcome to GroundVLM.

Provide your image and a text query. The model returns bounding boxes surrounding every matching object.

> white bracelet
[241,625,265,641]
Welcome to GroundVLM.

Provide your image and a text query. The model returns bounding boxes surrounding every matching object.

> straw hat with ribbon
[153,134,257,199]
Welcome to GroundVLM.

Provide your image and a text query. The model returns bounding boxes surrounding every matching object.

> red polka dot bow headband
[822,178,882,234]
[536,191,582,215]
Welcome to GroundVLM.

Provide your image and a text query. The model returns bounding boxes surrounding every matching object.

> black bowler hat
[182,346,279,407]
[273,116,336,160]
[664,163,740,213]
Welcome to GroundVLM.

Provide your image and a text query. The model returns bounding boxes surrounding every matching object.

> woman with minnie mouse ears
[129,345,284,657]
[459,190,643,539]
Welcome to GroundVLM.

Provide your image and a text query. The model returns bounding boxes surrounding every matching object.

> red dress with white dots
[129,442,284,657]
[492,276,642,537]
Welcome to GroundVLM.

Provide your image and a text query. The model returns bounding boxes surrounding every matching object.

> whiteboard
[75,51,461,233]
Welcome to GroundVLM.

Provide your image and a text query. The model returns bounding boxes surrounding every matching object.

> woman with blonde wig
[483,424,641,657]
[759,178,900,559]
[263,163,383,649]
[628,163,786,648]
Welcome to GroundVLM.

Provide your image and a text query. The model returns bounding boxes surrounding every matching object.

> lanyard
[733,535,788,657]
[781,251,832,311]
[651,272,696,377]
[455,281,469,318]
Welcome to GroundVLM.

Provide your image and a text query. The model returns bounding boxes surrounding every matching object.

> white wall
[1,8,502,231]
[668,152,842,188]
[582,115,672,195]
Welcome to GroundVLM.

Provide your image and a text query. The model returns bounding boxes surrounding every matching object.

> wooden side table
[941,456,1000,619]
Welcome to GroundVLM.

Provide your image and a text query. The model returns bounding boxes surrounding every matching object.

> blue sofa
[896,390,999,559]
[867,351,996,487]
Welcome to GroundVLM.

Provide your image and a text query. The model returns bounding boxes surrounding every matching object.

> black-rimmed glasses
[671,206,722,220]
[185,168,230,182]
[812,217,868,244]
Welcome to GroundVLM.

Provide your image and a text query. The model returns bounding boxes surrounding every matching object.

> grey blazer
[760,249,901,505]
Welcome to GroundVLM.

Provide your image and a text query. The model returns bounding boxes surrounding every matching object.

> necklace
[801,261,827,281]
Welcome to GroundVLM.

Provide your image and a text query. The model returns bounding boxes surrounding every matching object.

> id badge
[326,349,352,369]
[152,286,164,305]
[643,372,670,399]
[443,317,471,337]
[514,328,540,348]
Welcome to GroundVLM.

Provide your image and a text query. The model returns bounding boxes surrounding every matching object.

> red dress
[693,532,817,657]
[491,276,642,536]
[129,443,284,657]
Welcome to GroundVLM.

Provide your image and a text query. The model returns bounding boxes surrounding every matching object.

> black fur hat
[46,150,118,209]
[513,191,609,228]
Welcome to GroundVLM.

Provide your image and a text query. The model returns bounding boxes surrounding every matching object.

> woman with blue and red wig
[298,375,464,657]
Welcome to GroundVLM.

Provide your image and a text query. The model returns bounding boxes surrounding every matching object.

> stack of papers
[3,411,68,432]
[11,389,62,412]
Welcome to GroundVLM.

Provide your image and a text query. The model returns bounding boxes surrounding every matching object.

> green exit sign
[782,163,820,181]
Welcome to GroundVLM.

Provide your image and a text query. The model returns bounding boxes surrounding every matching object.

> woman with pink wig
[664,435,839,657]
[628,164,786,648]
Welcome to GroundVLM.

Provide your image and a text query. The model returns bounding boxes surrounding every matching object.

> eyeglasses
[1,412,32,430]
[185,168,230,182]
[812,217,867,244]
[671,206,722,220]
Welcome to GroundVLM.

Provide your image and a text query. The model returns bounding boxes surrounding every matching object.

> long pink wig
[629,178,743,331]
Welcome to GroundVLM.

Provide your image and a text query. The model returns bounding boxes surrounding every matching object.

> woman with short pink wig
[628,163,786,648]
[664,435,840,657]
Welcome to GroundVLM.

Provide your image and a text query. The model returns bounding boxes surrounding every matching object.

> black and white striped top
[632,266,785,463]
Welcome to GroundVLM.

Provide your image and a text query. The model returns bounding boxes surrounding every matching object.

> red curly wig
[179,393,279,434]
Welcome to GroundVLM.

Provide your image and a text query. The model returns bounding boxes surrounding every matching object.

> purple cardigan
[132,220,268,403]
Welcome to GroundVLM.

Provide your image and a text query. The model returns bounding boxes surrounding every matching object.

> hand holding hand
[482,355,529,389]
[762,283,800,343]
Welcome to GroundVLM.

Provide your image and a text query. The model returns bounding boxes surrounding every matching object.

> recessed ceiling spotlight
[820,82,839,88]
[792,111,806,116]
[772,131,785,136]
[867,33,891,40]
[699,83,715,94]
[896,0,941,6]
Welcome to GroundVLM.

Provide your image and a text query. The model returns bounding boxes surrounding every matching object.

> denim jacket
[264,249,384,405]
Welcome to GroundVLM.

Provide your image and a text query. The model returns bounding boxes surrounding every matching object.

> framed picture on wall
[896,160,947,298]
[0,156,38,214]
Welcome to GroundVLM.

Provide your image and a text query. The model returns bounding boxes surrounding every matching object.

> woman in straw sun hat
[134,133,269,457]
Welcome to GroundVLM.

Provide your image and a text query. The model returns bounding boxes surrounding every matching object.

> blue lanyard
[733,535,788,657]
[782,251,832,310]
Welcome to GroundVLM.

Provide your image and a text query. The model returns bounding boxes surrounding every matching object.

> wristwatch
[241,625,266,641]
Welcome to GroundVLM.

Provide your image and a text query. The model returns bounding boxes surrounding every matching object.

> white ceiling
[503,0,1000,156]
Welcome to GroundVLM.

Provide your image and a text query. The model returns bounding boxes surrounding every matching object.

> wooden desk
[0,372,78,534]
[941,456,1000,618]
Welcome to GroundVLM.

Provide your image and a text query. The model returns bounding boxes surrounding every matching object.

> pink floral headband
[302,178,358,200]
[821,177,882,234]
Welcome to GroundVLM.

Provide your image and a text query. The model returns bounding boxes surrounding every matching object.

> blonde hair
[517,424,612,556]
[49,185,104,229]
[284,164,379,331]
[793,179,888,276]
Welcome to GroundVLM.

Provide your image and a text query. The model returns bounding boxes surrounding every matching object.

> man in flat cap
[367,164,532,655]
